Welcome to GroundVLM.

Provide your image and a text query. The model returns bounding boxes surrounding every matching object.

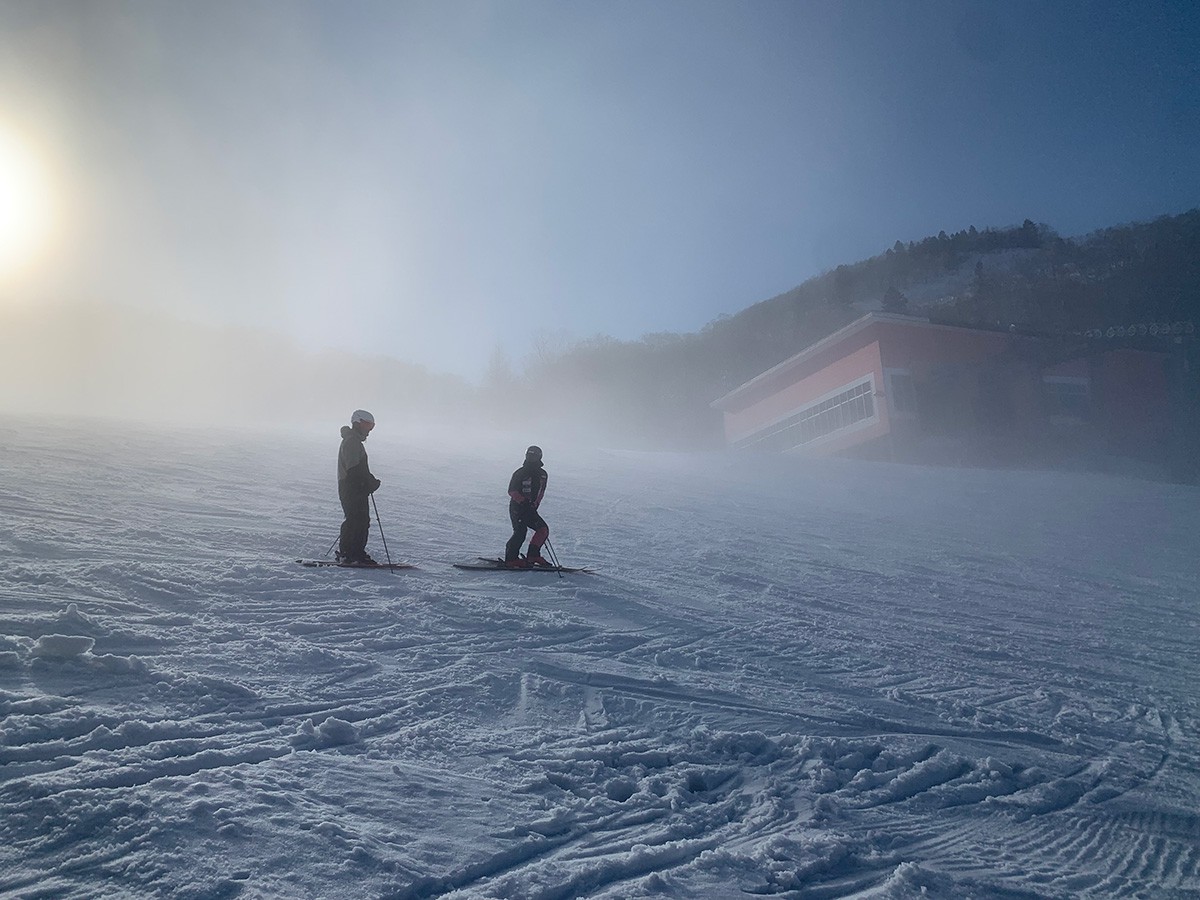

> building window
[1042,376,1090,421]
[735,380,875,452]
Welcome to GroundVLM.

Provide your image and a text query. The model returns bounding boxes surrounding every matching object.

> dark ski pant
[338,482,371,561]
[505,506,548,562]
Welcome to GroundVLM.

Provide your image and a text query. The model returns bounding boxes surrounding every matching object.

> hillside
[700,210,1199,384]
[522,210,1200,452]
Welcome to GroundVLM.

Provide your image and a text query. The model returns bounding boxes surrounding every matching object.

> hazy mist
[0,2,1196,459]
[0,300,468,429]
[2,1,1195,385]
[0,299,699,452]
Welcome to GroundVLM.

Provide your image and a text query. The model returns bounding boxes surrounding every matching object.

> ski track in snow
[1,419,1198,898]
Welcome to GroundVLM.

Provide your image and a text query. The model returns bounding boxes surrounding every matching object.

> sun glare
[0,125,57,283]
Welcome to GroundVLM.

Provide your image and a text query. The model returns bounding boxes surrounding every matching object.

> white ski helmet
[351,409,375,425]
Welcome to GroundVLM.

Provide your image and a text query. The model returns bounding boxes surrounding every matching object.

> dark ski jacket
[338,426,380,496]
[508,461,547,514]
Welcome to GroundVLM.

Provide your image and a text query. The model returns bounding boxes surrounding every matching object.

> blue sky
[0,0,1196,379]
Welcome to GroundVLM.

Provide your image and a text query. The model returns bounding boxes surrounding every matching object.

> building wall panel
[1092,349,1171,454]
[875,322,1012,374]
[724,341,886,445]
[715,314,1175,470]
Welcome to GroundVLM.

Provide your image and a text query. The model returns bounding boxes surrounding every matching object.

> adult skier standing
[504,445,550,568]
[337,409,382,565]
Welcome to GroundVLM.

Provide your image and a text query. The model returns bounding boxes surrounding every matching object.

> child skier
[504,445,550,568]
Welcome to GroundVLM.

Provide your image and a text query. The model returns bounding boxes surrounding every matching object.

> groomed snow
[1,417,1197,898]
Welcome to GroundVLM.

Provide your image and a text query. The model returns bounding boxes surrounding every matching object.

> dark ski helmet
[525,445,543,463]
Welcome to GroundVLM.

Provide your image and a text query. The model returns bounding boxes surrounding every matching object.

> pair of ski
[297,558,418,571]
[455,557,591,574]
[295,557,591,574]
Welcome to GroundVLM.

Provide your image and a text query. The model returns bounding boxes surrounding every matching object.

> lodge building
[711,313,1177,468]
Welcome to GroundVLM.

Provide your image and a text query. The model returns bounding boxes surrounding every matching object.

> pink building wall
[875,321,1012,374]
[722,319,1014,453]
[723,340,886,448]
[716,315,1174,464]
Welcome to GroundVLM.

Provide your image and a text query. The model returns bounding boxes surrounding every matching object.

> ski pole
[543,536,564,579]
[371,494,395,571]
[325,534,339,559]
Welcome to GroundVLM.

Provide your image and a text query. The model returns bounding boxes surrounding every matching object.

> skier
[336,409,382,565]
[504,445,550,568]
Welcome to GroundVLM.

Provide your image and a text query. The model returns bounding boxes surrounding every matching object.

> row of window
[735,381,875,452]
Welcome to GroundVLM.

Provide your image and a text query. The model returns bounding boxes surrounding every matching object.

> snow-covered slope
[1,417,1197,898]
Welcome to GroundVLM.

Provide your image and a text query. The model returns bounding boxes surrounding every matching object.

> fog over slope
[0,302,471,429]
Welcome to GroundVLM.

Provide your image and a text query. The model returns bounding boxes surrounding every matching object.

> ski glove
[370,477,382,493]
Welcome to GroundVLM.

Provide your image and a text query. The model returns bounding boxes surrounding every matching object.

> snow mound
[30,633,94,658]
[291,716,361,749]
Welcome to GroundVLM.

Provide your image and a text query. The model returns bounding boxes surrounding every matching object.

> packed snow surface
[1,418,1198,898]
